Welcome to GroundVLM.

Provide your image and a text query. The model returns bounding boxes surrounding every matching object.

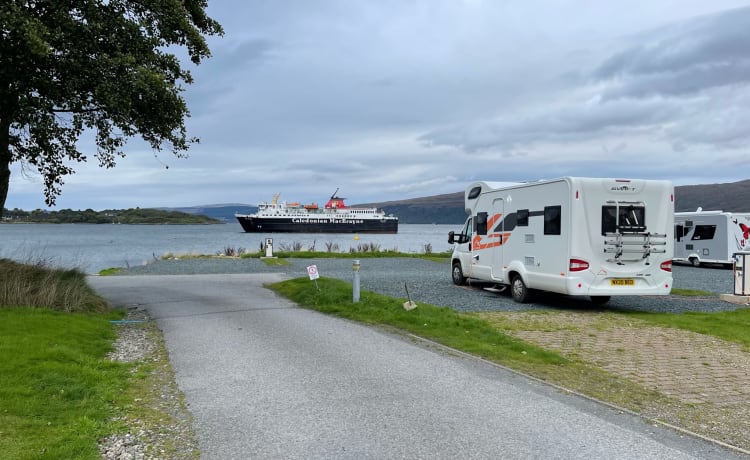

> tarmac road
[89,274,745,460]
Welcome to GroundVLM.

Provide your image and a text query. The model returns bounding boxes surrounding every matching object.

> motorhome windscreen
[601,205,646,235]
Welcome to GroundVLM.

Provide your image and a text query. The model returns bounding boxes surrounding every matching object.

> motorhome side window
[691,225,716,240]
[601,205,646,235]
[476,212,488,235]
[543,206,561,235]
[517,209,529,227]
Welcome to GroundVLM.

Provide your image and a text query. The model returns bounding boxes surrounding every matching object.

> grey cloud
[594,6,750,98]
[420,98,681,151]
[601,61,750,100]
[422,5,750,155]
[668,100,750,149]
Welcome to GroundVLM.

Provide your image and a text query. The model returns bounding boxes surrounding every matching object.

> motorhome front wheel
[452,263,466,285]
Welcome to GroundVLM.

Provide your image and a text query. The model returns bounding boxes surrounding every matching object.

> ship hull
[236,216,398,234]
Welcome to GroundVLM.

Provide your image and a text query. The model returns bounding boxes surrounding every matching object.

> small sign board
[306,265,319,280]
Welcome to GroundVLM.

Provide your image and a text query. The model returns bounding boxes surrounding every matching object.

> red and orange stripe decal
[471,213,512,250]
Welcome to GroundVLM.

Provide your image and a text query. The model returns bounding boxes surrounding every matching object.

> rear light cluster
[569,258,589,272]
[571,259,671,272]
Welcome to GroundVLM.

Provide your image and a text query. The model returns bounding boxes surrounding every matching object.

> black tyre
[590,296,611,305]
[510,275,529,303]
[690,257,701,267]
[452,263,466,285]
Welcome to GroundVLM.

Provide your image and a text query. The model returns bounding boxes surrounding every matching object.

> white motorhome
[448,177,674,304]
[674,210,750,267]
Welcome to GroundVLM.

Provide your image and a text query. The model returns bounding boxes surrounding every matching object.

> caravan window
[675,224,691,241]
[691,225,716,240]
[544,206,561,235]
[601,205,646,235]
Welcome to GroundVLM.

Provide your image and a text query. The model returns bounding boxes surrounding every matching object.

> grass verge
[260,257,291,266]
[243,250,451,260]
[269,276,750,446]
[0,308,129,459]
[110,317,200,458]
[624,308,750,349]
[268,276,566,369]
[671,287,716,296]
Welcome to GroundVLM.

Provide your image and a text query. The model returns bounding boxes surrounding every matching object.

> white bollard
[352,259,360,303]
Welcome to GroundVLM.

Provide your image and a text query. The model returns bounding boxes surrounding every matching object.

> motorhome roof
[676,210,727,215]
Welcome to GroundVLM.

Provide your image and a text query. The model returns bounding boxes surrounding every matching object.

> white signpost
[307,265,320,290]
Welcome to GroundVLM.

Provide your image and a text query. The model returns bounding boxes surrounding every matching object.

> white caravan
[674,210,750,267]
[448,177,674,304]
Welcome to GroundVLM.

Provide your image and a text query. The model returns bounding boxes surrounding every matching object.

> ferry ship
[235,190,398,233]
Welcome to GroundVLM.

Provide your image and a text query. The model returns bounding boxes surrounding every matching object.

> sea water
[0,223,458,274]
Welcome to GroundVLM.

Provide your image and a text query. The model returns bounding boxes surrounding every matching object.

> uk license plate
[610,279,635,286]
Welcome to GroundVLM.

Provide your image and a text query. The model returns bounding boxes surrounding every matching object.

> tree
[0,1,223,217]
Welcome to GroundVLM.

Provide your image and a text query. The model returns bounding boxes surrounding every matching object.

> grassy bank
[0,308,128,459]
[0,258,191,459]
[0,259,127,458]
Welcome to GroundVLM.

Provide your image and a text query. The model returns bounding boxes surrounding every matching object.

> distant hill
[168,179,750,225]
[672,179,750,213]
[2,207,221,224]
[156,204,256,222]
[357,179,750,224]
[355,192,465,224]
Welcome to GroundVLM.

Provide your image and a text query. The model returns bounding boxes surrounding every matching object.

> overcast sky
[8,0,750,210]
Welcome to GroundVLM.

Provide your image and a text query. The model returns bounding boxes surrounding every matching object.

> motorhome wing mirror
[448,231,455,244]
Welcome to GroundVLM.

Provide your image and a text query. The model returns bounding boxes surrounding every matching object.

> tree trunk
[0,117,11,219]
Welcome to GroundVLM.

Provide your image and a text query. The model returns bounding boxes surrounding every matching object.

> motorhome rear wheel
[590,296,611,305]
[511,275,529,303]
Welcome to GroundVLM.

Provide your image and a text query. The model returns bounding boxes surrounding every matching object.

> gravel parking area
[115,258,744,314]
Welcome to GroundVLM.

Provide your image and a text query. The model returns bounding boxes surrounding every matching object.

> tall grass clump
[222,246,246,257]
[349,242,382,253]
[325,241,340,252]
[0,258,109,312]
